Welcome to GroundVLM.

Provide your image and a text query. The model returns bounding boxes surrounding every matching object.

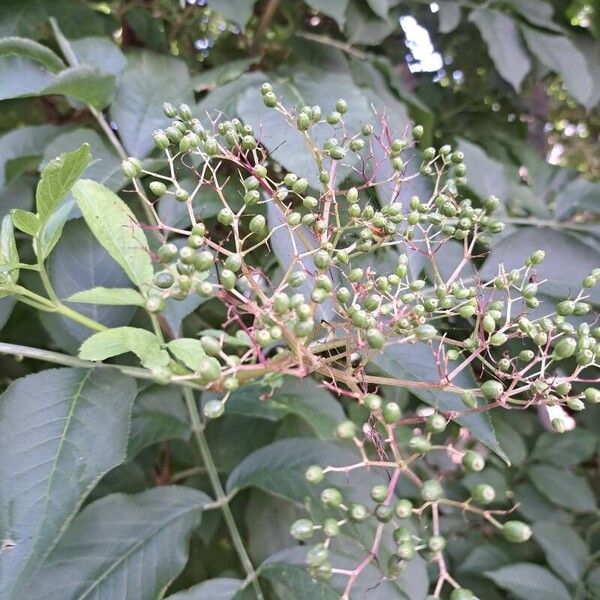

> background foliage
[0,1,599,599]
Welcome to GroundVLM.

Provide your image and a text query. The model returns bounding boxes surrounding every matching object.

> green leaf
[522,27,593,106]
[167,578,244,599]
[192,57,256,92]
[0,36,65,71]
[345,0,395,45]
[225,377,345,438]
[41,128,125,191]
[73,179,154,289]
[70,36,127,77]
[485,563,571,600]
[111,50,192,157]
[167,338,207,371]
[530,430,597,467]
[260,563,338,600]
[506,0,561,32]
[469,9,530,91]
[0,296,15,330]
[208,0,257,31]
[128,385,190,458]
[305,0,349,27]
[0,368,136,597]
[65,287,145,306]
[532,521,588,584]
[42,64,116,109]
[36,143,91,224]
[79,326,169,369]
[227,438,385,505]
[0,57,116,108]
[372,342,507,461]
[0,123,66,188]
[527,463,596,513]
[459,544,511,574]
[438,1,461,33]
[10,208,39,235]
[0,214,18,293]
[555,178,600,219]
[481,228,600,303]
[456,138,510,202]
[21,487,210,600]
[41,220,138,352]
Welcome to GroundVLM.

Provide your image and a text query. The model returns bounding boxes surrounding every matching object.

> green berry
[290,518,314,540]
[306,543,329,567]
[481,380,503,401]
[305,465,324,484]
[426,413,446,433]
[472,483,495,505]
[371,484,388,503]
[421,479,443,502]
[383,402,401,424]
[349,503,368,522]
[395,499,413,519]
[366,328,385,349]
[320,487,343,508]
[462,450,485,472]
[450,589,473,600]
[502,521,532,543]
[336,420,356,440]
[203,399,224,419]
[375,504,394,523]
[553,337,576,360]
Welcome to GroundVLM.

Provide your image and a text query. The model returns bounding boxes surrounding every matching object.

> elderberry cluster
[116,89,598,595]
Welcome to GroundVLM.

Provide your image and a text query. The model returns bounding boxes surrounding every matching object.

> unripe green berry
[481,380,503,401]
[395,499,413,519]
[320,487,343,508]
[462,450,485,472]
[204,399,224,419]
[421,479,443,501]
[305,465,324,484]
[472,483,495,505]
[502,521,532,543]
[290,518,314,540]
[336,420,356,440]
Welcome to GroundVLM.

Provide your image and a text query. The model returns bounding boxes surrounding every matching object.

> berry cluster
[117,90,599,595]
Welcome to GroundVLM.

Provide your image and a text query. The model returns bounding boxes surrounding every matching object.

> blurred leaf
[111,50,192,157]
[260,563,338,600]
[532,521,588,584]
[527,463,596,513]
[225,376,345,438]
[481,228,600,304]
[513,482,559,522]
[554,178,600,219]
[492,414,527,466]
[0,36,65,71]
[70,36,127,78]
[372,342,507,461]
[208,0,257,31]
[42,219,136,352]
[167,578,244,599]
[128,385,190,457]
[530,430,597,467]
[0,0,112,39]
[0,368,136,597]
[22,487,210,600]
[0,124,66,188]
[192,57,256,92]
[305,0,349,27]
[226,438,376,504]
[345,0,395,45]
[0,296,15,330]
[506,0,561,32]
[456,138,510,202]
[469,9,530,91]
[438,1,461,33]
[0,58,116,108]
[459,544,511,574]
[64,287,145,306]
[485,563,571,600]
[73,179,154,289]
[522,27,593,106]
[79,326,169,369]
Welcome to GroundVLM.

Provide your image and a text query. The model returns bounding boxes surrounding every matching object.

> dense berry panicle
[112,88,599,596]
